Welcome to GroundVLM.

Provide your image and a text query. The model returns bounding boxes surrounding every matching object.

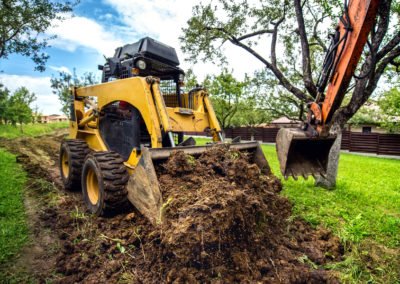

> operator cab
[98,37,185,104]
[97,37,187,159]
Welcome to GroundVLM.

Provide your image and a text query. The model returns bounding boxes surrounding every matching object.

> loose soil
[0,131,343,283]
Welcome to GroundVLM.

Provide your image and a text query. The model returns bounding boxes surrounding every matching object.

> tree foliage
[0,84,10,124]
[378,87,400,132]
[180,0,400,131]
[50,70,98,116]
[347,99,383,125]
[184,69,274,128]
[6,87,37,132]
[207,68,248,128]
[230,100,272,128]
[0,0,76,71]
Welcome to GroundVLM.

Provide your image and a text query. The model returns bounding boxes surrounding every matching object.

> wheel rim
[61,151,69,178]
[86,167,99,204]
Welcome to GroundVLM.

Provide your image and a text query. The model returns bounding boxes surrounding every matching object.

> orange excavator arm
[311,0,380,132]
[276,0,380,180]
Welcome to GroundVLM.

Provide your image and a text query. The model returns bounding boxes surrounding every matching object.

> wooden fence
[341,130,400,156]
[186,127,400,156]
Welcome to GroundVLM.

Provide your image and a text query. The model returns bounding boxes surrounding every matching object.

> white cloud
[99,13,113,20]
[49,65,72,74]
[47,14,124,57]
[0,74,61,115]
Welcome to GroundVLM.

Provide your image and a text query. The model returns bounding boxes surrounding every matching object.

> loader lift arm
[276,0,380,180]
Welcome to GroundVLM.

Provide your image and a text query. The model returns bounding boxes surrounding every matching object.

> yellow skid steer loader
[59,37,269,225]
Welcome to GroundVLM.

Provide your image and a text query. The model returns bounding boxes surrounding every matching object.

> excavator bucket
[276,128,336,180]
[126,141,270,225]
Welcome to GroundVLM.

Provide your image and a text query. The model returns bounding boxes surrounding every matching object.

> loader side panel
[99,102,151,161]
[76,77,164,149]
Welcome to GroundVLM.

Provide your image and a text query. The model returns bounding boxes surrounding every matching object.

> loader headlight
[178,74,185,82]
[136,60,146,70]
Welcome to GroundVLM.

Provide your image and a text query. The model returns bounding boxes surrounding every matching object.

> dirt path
[0,129,82,281]
[0,131,343,283]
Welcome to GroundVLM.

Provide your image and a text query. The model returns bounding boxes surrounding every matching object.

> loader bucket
[126,148,163,226]
[126,141,270,226]
[276,128,336,180]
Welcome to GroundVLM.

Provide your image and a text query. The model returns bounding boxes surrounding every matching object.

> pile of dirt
[148,146,342,283]
[0,134,343,283]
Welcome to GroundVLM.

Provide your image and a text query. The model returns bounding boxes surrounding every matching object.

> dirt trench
[0,131,343,283]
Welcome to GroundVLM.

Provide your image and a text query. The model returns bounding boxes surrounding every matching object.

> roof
[271,117,296,124]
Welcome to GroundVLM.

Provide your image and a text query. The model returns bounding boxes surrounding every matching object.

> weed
[230,151,239,159]
[117,242,126,253]
[298,255,318,270]
[120,272,136,282]
[70,206,87,233]
[186,155,195,165]
[211,272,222,281]
[100,234,135,259]
[133,226,146,260]
[71,206,85,219]
[158,197,173,225]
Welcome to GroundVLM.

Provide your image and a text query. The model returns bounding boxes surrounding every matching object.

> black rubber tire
[59,139,90,191]
[81,151,129,216]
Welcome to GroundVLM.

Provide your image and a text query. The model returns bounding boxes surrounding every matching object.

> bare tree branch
[307,2,328,52]
[270,12,285,67]
[0,33,5,58]
[313,17,328,52]
[204,26,310,101]
[237,29,274,41]
[371,0,392,52]
[376,30,400,61]
[369,46,400,93]
[294,0,317,98]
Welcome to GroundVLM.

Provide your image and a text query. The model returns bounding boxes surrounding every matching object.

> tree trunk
[20,122,23,134]
[314,123,342,189]
[221,130,226,141]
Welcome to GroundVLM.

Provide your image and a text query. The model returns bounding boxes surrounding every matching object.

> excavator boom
[277,0,380,180]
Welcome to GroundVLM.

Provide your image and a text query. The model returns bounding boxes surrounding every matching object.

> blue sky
[0,0,265,114]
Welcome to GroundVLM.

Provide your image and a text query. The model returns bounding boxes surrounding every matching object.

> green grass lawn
[262,144,400,283]
[0,148,28,264]
[0,121,69,139]
[194,137,400,282]
[261,145,400,247]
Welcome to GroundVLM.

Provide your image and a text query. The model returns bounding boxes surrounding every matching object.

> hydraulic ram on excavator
[276,0,380,180]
